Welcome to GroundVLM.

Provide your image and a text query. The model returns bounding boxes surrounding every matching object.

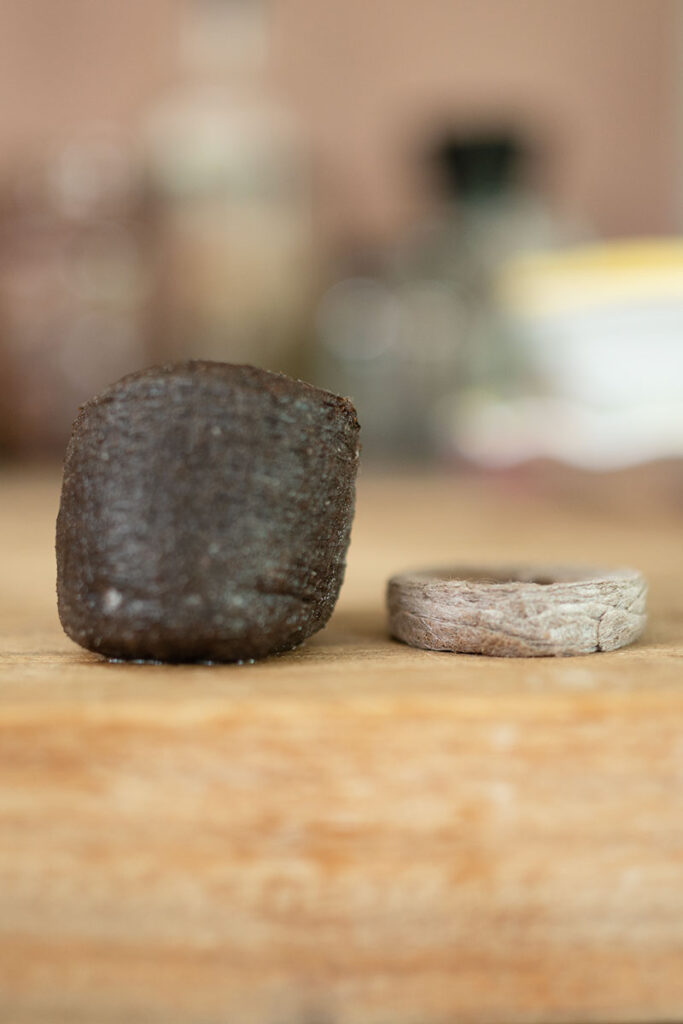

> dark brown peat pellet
[56,361,360,662]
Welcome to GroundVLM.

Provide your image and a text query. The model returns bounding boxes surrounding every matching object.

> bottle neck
[178,0,269,87]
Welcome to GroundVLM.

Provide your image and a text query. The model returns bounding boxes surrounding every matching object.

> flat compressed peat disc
[56,361,360,662]
[387,565,647,657]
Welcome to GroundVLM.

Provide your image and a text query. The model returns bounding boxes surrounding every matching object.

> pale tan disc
[387,565,647,657]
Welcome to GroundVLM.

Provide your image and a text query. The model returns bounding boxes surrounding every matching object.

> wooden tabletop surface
[1,464,682,1024]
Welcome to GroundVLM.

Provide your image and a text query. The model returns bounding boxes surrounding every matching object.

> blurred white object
[451,240,683,468]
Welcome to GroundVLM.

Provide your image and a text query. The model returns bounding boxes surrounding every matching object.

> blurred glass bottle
[0,137,151,457]
[141,0,311,371]
[411,133,590,460]
[314,131,577,464]
[403,135,563,393]
[314,272,464,462]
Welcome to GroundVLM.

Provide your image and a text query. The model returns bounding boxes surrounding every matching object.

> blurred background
[0,0,682,475]
[2,10,683,1020]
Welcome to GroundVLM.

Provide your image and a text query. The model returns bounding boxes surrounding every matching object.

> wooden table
[1,466,682,1024]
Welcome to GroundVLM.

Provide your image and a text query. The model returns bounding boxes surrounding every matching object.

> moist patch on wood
[56,361,360,662]
[387,565,647,657]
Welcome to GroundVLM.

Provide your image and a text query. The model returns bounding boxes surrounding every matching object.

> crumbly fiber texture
[56,361,360,662]
[387,565,647,657]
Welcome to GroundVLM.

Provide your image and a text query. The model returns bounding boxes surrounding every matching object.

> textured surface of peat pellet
[388,565,647,657]
[56,362,360,662]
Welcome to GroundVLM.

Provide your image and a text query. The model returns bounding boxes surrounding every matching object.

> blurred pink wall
[270,0,679,244]
[0,1,179,156]
[0,0,678,245]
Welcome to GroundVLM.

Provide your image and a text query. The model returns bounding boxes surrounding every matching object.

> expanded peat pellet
[56,361,360,662]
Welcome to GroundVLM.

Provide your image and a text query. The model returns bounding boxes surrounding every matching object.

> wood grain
[1,466,683,1024]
